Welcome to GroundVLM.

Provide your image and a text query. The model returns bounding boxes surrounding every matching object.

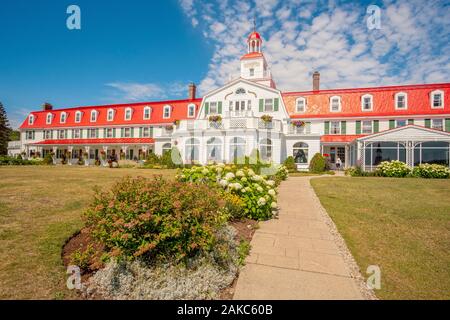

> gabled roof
[357,124,450,142]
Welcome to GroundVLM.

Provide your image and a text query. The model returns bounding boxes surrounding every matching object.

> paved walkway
[233,176,366,300]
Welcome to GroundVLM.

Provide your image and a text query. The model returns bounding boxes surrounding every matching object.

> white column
[121,146,128,160]
[68,146,73,165]
[101,146,108,166]
[52,146,58,165]
[84,146,90,166]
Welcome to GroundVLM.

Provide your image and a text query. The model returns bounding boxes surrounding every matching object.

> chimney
[313,71,320,91]
[188,83,196,100]
[43,102,53,111]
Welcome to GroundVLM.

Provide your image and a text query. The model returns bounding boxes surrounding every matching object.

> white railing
[173,117,282,132]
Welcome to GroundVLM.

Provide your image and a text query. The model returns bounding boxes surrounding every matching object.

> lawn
[0,166,175,299]
[311,177,450,300]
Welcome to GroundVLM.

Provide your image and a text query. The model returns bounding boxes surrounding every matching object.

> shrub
[43,153,54,165]
[376,160,411,177]
[283,156,297,172]
[309,153,326,173]
[412,164,450,179]
[84,176,227,262]
[70,244,96,271]
[0,156,44,166]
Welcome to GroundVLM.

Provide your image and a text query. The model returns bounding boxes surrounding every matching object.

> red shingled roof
[31,138,155,145]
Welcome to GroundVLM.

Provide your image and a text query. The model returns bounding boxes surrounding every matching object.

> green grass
[311,177,450,300]
[0,166,175,299]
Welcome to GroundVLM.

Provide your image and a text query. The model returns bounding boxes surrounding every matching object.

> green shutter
[204,102,209,115]
[259,99,264,112]
[113,128,116,138]
[96,128,99,138]
[121,128,125,137]
[373,120,379,133]
[408,119,414,125]
[103,128,106,138]
[139,127,142,138]
[424,119,431,128]
[150,127,154,137]
[445,119,450,132]
[389,120,395,129]
[274,98,279,111]
[324,121,330,134]
[341,121,346,134]
[131,128,134,137]
[218,101,222,114]
[355,121,361,134]
[32,131,35,140]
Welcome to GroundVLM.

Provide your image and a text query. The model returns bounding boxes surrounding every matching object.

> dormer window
[60,112,67,124]
[28,114,35,125]
[143,106,152,120]
[124,107,133,121]
[431,90,444,108]
[395,92,408,110]
[296,97,306,113]
[187,104,196,118]
[330,96,341,112]
[46,113,53,124]
[90,110,98,122]
[361,94,373,111]
[75,111,82,123]
[163,105,171,119]
[107,109,115,121]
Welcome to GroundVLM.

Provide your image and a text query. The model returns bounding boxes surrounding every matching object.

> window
[107,109,115,121]
[28,114,35,125]
[44,130,52,139]
[142,127,151,137]
[361,94,373,111]
[235,88,246,95]
[90,110,98,122]
[123,128,131,138]
[163,105,171,119]
[365,142,406,169]
[396,119,407,127]
[46,113,53,124]
[249,68,254,77]
[73,129,81,139]
[124,108,132,120]
[60,112,67,124]
[26,131,34,140]
[293,142,308,164]
[330,121,341,134]
[264,99,274,112]
[296,97,306,113]
[330,96,341,112]
[395,92,407,109]
[185,138,200,163]
[88,128,97,138]
[414,141,449,166]
[58,130,66,139]
[229,137,246,164]
[105,128,113,138]
[143,106,151,120]
[259,139,272,161]
[75,111,82,123]
[187,104,195,118]
[230,100,248,112]
[431,90,444,108]
[432,119,444,131]
[209,102,218,114]
[162,143,172,154]
[207,137,222,162]
[362,120,373,134]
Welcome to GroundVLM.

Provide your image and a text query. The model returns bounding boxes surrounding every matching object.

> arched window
[296,97,306,113]
[361,94,373,111]
[124,107,133,120]
[60,112,67,124]
[75,111,82,123]
[90,110,98,122]
[330,96,341,112]
[259,138,272,161]
[395,92,408,110]
[28,114,35,125]
[207,137,222,162]
[46,113,53,124]
[235,88,246,95]
[185,138,200,162]
[107,109,115,121]
[293,142,309,164]
[414,141,449,166]
[162,143,172,154]
[143,106,152,120]
[229,137,246,164]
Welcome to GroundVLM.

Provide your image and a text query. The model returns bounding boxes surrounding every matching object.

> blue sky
[1,0,449,128]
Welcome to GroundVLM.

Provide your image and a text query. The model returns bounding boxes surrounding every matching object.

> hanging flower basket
[166,125,174,131]
[173,119,180,126]
[209,115,222,123]
[291,120,306,127]
[261,115,273,123]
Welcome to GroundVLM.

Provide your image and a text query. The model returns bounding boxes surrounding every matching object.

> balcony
[174,117,283,133]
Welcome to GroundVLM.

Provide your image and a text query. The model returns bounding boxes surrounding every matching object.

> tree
[0,102,12,155]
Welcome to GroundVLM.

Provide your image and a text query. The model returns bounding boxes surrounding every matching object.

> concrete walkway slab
[233,176,373,300]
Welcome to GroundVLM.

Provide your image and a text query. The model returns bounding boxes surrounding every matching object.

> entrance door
[337,147,345,166]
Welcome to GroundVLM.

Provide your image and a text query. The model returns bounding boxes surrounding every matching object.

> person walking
[336,157,342,170]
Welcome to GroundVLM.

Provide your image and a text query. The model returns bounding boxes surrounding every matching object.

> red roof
[321,135,365,143]
[20,98,202,129]
[285,83,450,118]
[240,52,264,60]
[248,31,262,41]
[30,138,155,145]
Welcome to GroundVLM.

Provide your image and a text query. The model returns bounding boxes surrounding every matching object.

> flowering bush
[208,115,222,123]
[376,160,411,177]
[260,115,273,123]
[291,120,305,127]
[84,176,228,262]
[177,164,287,220]
[412,164,450,179]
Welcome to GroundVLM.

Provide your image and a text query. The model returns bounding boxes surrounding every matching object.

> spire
[247,17,262,54]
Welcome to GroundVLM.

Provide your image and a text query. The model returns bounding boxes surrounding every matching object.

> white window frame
[107,109,115,122]
[330,96,341,112]
[330,121,341,134]
[123,127,131,138]
[396,119,407,128]
[46,113,53,124]
[295,97,306,113]
[90,110,98,122]
[58,130,66,139]
[187,104,196,118]
[88,128,97,138]
[73,129,81,139]
[143,106,152,120]
[105,128,113,138]
[395,92,408,110]
[264,99,274,112]
[249,68,255,77]
[124,107,133,121]
[142,127,151,138]
[44,130,52,139]
[75,111,82,123]
[28,114,35,125]
[431,119,444,131]
[362,120,373,134]
[361,94,373,111]
[60,112,67,124]
[430,90,444,109]
[163,105,171,119]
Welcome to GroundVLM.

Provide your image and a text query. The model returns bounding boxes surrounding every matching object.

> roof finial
[253,15,256,32]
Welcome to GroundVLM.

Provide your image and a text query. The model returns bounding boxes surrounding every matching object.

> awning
[29,138,155,146]
[320,135,365,143]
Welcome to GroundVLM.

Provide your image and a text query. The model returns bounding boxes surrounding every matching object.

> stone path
[233,176,368,300]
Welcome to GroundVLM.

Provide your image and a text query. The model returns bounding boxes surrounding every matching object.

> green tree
[0,102,12,155]
[9,130,20,141]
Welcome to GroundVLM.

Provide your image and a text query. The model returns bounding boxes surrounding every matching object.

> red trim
[320,135,365,143]
[30,138,155,145]
[240,52,264,60]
